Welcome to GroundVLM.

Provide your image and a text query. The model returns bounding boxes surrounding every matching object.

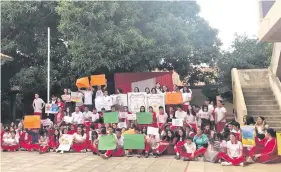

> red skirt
[1,144,20,151]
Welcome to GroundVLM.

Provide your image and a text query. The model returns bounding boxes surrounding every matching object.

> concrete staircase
[243,87,281,131]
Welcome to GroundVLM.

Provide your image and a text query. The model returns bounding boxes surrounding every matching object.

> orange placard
[165,92,183,105]
[91,74,106,86]
[24,115,41,129]
[76,77,90,88]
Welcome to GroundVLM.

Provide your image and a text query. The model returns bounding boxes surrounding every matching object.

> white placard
[45,104,59,114]
[41,119,53,127]
[182,93,192,104]
[147,126,159,135]
[64,116,73,123]
[172,119,183,127]
[95,96,113,112]
[111,94,128,106]
[127,113,136,120]
[58,134,73,151]
[146,94,165,114]
[128,92,147,113]
[117,122,127,129]
[118,112,127,119]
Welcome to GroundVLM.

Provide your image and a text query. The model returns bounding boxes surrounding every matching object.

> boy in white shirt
[183,137,196,161]
[175,105,187,121]
[72,107,84,124]
[214,100,227,132]
[33,93,45,116]
[79,87,93,110]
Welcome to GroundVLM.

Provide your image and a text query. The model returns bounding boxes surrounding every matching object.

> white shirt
[73,133,86,143]
[33,98,45,113]
[72,111,84,124]
[186,114,196,124]
[157,113,168,123]
[226,141,242,158]
[208,104,214,113]
[184,142,196,153]
[182,93,192,105]
[81,90,93,105]
[175,111,187,120]
[83,111,92,120]
[116,136,124,146]
[180,88,192,94]
[96,90,103,98]
[215,107,227,122]
[75,93,84,107]
[91,113,100,122]
[197,109,211,120]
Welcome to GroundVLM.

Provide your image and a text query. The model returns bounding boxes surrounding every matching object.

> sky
[197,0,260,50]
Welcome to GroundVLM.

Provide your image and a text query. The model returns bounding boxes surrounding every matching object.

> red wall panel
[114,72,173,93]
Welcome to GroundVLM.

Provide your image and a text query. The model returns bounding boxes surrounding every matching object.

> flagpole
[47,27,50,104]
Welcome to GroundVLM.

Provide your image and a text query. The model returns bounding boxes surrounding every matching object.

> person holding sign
[38,130,50,154]
[127,127,146,158]
[72,126,87,153]
[217,133,244,166]
[62,88,72,111]
[78,87,93,111]
[247,128,281,164]
[157,106,168,129]
[145,133,161,158]
[148,106,158,128]
[175,105,187,122]
[33,93,45,117]
[182,86,192,111]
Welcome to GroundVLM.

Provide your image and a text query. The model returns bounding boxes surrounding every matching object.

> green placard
[124,134,145,149]
[136,112,152,124]
[103,112,119,124]
[98,135,116,150]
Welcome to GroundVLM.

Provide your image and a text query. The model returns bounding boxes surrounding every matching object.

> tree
[217,34,272,92]
[56,1,221,77]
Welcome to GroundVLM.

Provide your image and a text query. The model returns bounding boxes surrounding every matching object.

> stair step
[251,115,281,120]
[245,100,277,105]
[271,127,281,132]
[242,88,271,92]
[247,105,280,111]
[265,121,281,127]
[243,92,273,96]
[247,110,281,116]
[244,95,275,101]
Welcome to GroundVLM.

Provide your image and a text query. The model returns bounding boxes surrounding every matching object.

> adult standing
[61,88,72,111]
[33,93,45,117]
[79,87,93,111]
[214,100,227,132]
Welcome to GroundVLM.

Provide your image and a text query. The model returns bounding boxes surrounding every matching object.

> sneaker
[221,162,232,166]
[127,152,133,157]
[60,151,64,154]
[153,153,158,158]
[239,162,244,167]
[183,157,189,161]
[144,153,149,158]
[175,155,180,160]
[137,153,141,158]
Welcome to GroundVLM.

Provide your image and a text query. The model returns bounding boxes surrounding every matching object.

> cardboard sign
[24,115,41,129]
[165,92,183,105]
[98,135,116,150]
[103,112,119,124]
[124,134,145,149]
[57,134,73,151]
[128,92,147,113]
[111,94,128,106]
[76,77,90,88]
[117,122,127,129]
[127,114,136,120]
[41,119,53,127]
[241,126,255,147]
[172,119,183,127]
[45,104,59,113]
[95,96,112,111]
[91,74,106,86]
[277,132,281,155]
[71,92,82,102]
[136,112,152,124]
[147,126,159,135]
[146,94,165,114]
[64,116,73,123]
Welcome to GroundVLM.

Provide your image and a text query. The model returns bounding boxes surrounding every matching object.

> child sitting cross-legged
[181,137,196,161]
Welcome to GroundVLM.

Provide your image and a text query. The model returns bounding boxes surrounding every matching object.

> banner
[117,122,127,129]
[61,95,71,102]
[24,115,41,129]
[111,94,128,107]
[98,135,116,150]
[45,104,59,114]
[41,118,53,127]
[165,92,183,105]
[70,92,83,102]
[241,126,255,146]
[76,77,90,88]
[147,126,159,135]
[103,112,119,123]
[146,94,165,114]
[91,74,106,86]
[136,112,152,124]
[123,134,145,149]
[128,92,147,113]
[172,119,183,127]
[95,96,113,111]
[127,114,136,120]
[277,132,281,155]
[57,134,73,151]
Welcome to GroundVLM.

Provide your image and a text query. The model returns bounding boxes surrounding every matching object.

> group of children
[1,100,280,166]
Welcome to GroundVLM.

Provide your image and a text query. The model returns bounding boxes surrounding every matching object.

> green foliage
[217,35,272,91]
[202,85,219,101]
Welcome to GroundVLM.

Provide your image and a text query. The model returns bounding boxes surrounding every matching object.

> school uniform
[217,140,244,166]
[38,136,50,153]
[214,107,226,132]
[157,112,168,129]
[49,135,60,150]
[72,133,87,152]
[248,138,281,163]
[157,137,177,154]
[197,110,211,129]
[1,133,20,151]
[174,137,186,155]
[104,135,125,157]
[19,131,32,151]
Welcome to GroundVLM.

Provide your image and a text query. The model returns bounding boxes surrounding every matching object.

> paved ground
[1,152,280,172]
